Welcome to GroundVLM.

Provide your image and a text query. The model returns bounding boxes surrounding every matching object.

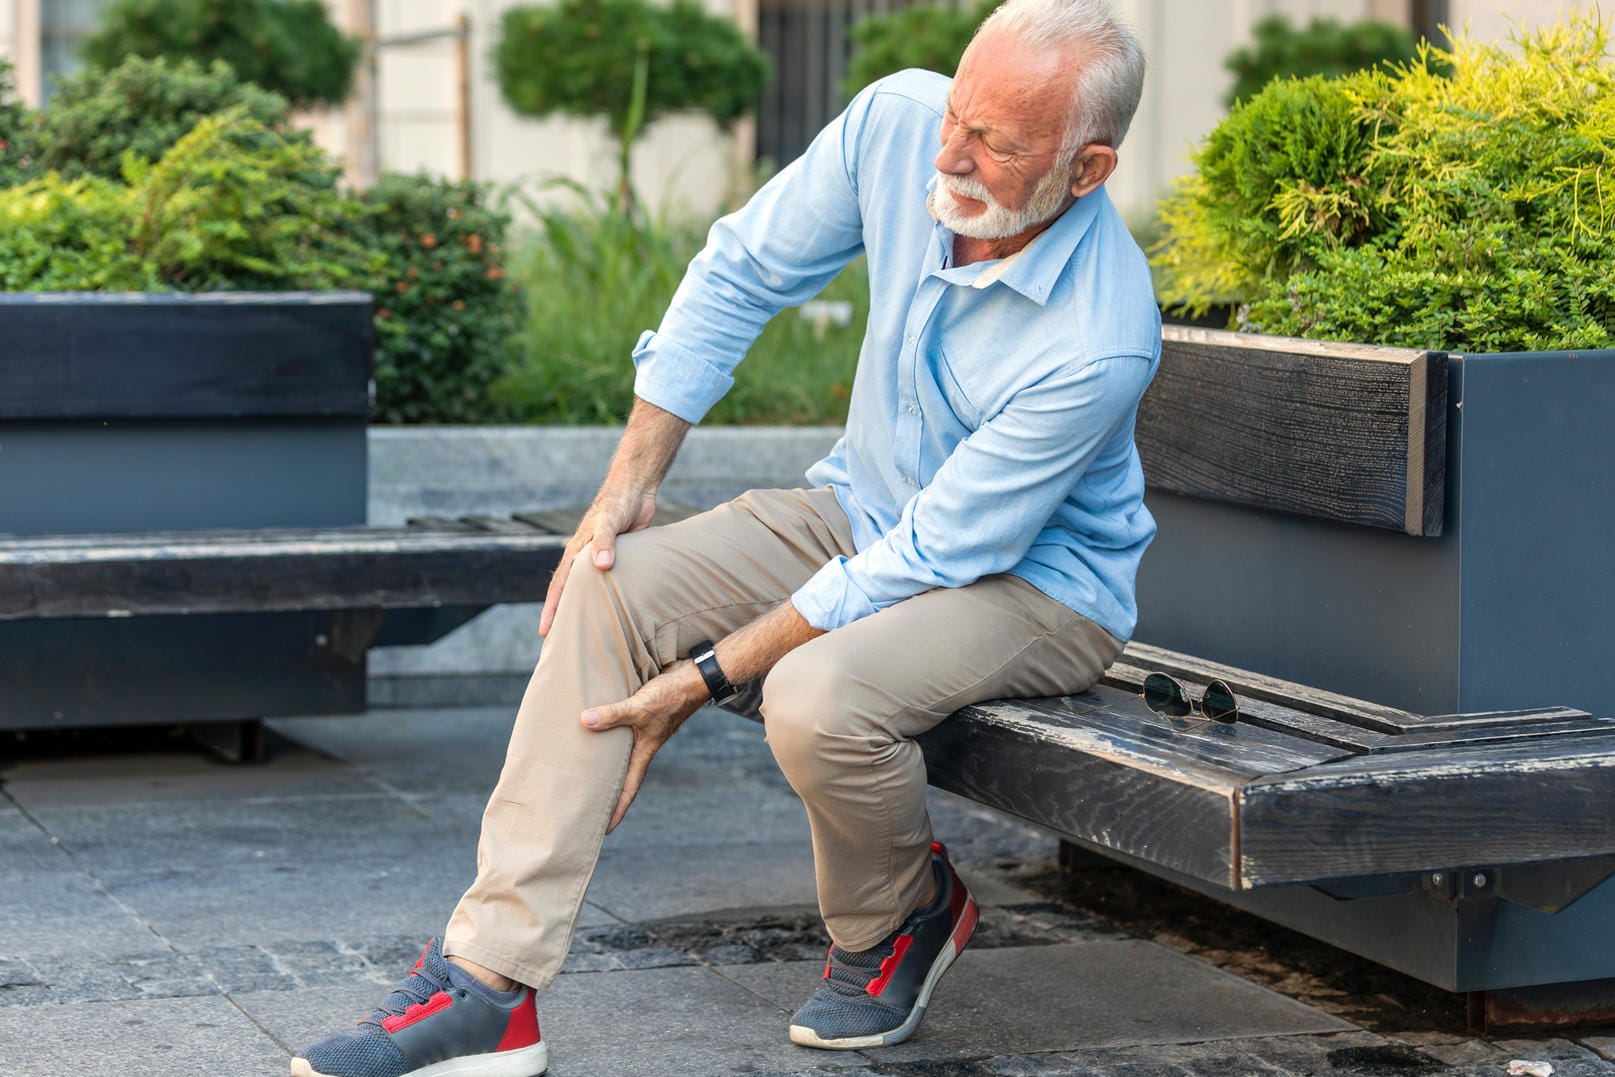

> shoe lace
[359,962,454,1030]
[822,932,899,998]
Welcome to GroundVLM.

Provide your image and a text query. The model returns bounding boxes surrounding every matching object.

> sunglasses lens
[1202,680,1239,723]
[1144,673,1191,717]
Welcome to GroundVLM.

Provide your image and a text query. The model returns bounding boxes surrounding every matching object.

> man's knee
[761,643,874,786]
[553,529,672,624]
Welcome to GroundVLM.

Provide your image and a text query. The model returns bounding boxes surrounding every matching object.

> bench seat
[6,514,1612,898]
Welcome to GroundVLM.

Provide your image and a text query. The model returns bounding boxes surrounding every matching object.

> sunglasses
[1142,672,1239,724]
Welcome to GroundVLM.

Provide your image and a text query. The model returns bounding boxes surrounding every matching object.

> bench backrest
[1138,326,1446,537]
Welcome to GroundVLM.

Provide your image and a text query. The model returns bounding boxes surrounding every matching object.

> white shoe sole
[790,894,979,1050]
[292,1041,547,1077]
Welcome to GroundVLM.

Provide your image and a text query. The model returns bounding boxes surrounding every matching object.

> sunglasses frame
[1141,672,1240,725]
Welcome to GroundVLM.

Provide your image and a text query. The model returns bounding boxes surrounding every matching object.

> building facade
[0,0,1601,221]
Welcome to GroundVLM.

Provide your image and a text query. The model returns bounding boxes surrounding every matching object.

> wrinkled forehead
[951,31,1080,139]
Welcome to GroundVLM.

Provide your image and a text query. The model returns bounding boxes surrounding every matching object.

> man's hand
[539,486,657,637]
[582,603,825,832]
[582,661,708,833]
[539,399,692,638]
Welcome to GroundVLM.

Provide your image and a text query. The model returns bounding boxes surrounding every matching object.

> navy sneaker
[291,939,547,1077]
[790,842,979,1049]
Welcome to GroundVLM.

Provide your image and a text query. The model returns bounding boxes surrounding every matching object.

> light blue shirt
[632,69,1161,642]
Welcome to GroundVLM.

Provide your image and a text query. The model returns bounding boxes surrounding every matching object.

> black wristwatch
[689,639,741,705]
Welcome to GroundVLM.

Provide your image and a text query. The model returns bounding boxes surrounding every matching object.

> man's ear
[1068,145,1118,199]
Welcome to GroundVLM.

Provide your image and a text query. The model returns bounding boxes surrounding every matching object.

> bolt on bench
[3,298,1613,1030]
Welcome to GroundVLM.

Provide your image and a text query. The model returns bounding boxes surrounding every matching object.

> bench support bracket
[187,718,268,765]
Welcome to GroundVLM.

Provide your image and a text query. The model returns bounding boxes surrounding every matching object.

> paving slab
[0,993,289,1077]
[93,860,620,952]
[0,873,165,963]
[269,707,516,796]
[0,806,75,877]
[538,965,874,1077]
[0,738,373,809]
[585,840,823,923]
[721,942,1353,1063]
[987,1030,1415,1076]
[28,792,485,874]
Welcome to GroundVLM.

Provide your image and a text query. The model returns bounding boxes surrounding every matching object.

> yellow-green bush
[1153,13,1615,352]
[0,110,363,293]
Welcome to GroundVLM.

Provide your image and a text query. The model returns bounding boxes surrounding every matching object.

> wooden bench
[5,326,1614,1028]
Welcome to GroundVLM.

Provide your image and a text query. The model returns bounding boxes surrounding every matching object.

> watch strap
[690,639,740,705]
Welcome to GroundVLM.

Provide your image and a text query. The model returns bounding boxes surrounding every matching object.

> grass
[493,184,868,425]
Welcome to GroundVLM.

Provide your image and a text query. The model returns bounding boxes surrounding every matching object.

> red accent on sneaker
[866,935,913,997]
[822,947,833,981]
[495,991,542,1052]
[381,990,454,1033]
[947,865,968,922]
[411,942,430,975]
[952,898,979,951]
[931,841,947,857]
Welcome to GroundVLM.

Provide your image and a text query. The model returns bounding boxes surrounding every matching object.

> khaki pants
[443,488,1123,990]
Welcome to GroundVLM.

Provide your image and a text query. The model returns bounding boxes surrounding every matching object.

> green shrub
[354,174,525,424]
[494,0,768,207]
[0,176,157,291]
[32,56,294,182]
[1152,13,1615,353]
[124,109,367,291]
[1152,73,1384,309]
[842,0,994,96]
[1224,15,1426,107]
[0,109,367,293]
[493,186,866,425]
[82,0,359,109]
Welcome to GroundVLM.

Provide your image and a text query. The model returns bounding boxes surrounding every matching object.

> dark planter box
[0,291,373,729]
[1134,327,1614,717]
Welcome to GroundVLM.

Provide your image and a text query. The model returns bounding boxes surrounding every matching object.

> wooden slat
[0,292,373,420]
[919,685,1350,889]
[0,528,566,620]
[510,509,587,535]
[1112,647,1590,748]
[461,515,544,534]
[510,500,706,537]
[1135,327,1446,535]
[1239,735,1615,886]
[405,516,482,531]
[1113,643,1421,730]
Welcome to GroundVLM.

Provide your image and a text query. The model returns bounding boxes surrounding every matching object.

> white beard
[927,166,1074,240]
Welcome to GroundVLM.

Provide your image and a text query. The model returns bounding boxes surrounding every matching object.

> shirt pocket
[930,344,983,430]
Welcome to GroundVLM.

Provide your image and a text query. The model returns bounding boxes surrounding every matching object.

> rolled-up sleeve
[630,85,877,424]
[790,353,1155,631]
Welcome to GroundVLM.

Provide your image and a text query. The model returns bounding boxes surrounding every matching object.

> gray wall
[366,425,844,706]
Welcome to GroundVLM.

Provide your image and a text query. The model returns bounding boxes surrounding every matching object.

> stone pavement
[3,704,1613,1077]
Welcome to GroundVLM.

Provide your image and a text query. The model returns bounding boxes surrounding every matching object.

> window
[40,0,114,101]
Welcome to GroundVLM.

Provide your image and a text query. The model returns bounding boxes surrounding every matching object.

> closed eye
[944,106,1023,164]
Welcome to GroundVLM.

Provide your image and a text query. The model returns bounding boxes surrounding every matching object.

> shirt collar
[924,177,1107,307]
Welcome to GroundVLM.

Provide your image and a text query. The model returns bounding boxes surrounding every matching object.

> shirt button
[907,404,917,414]
[906,336,917,347]
[906,476,918,487]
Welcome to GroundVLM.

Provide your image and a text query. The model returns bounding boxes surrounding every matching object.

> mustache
[934,171,999,206]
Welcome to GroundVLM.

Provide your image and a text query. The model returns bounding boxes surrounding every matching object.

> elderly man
[294,1,1155,1073]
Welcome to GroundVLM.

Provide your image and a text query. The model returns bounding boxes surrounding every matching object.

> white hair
[974,0,1147,153]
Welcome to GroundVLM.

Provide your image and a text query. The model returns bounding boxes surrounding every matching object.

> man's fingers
[539,538,586,638]
[592,528,617,569]
[605,787,634,834]
[606,741,656,834]
[581,699,630,731]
